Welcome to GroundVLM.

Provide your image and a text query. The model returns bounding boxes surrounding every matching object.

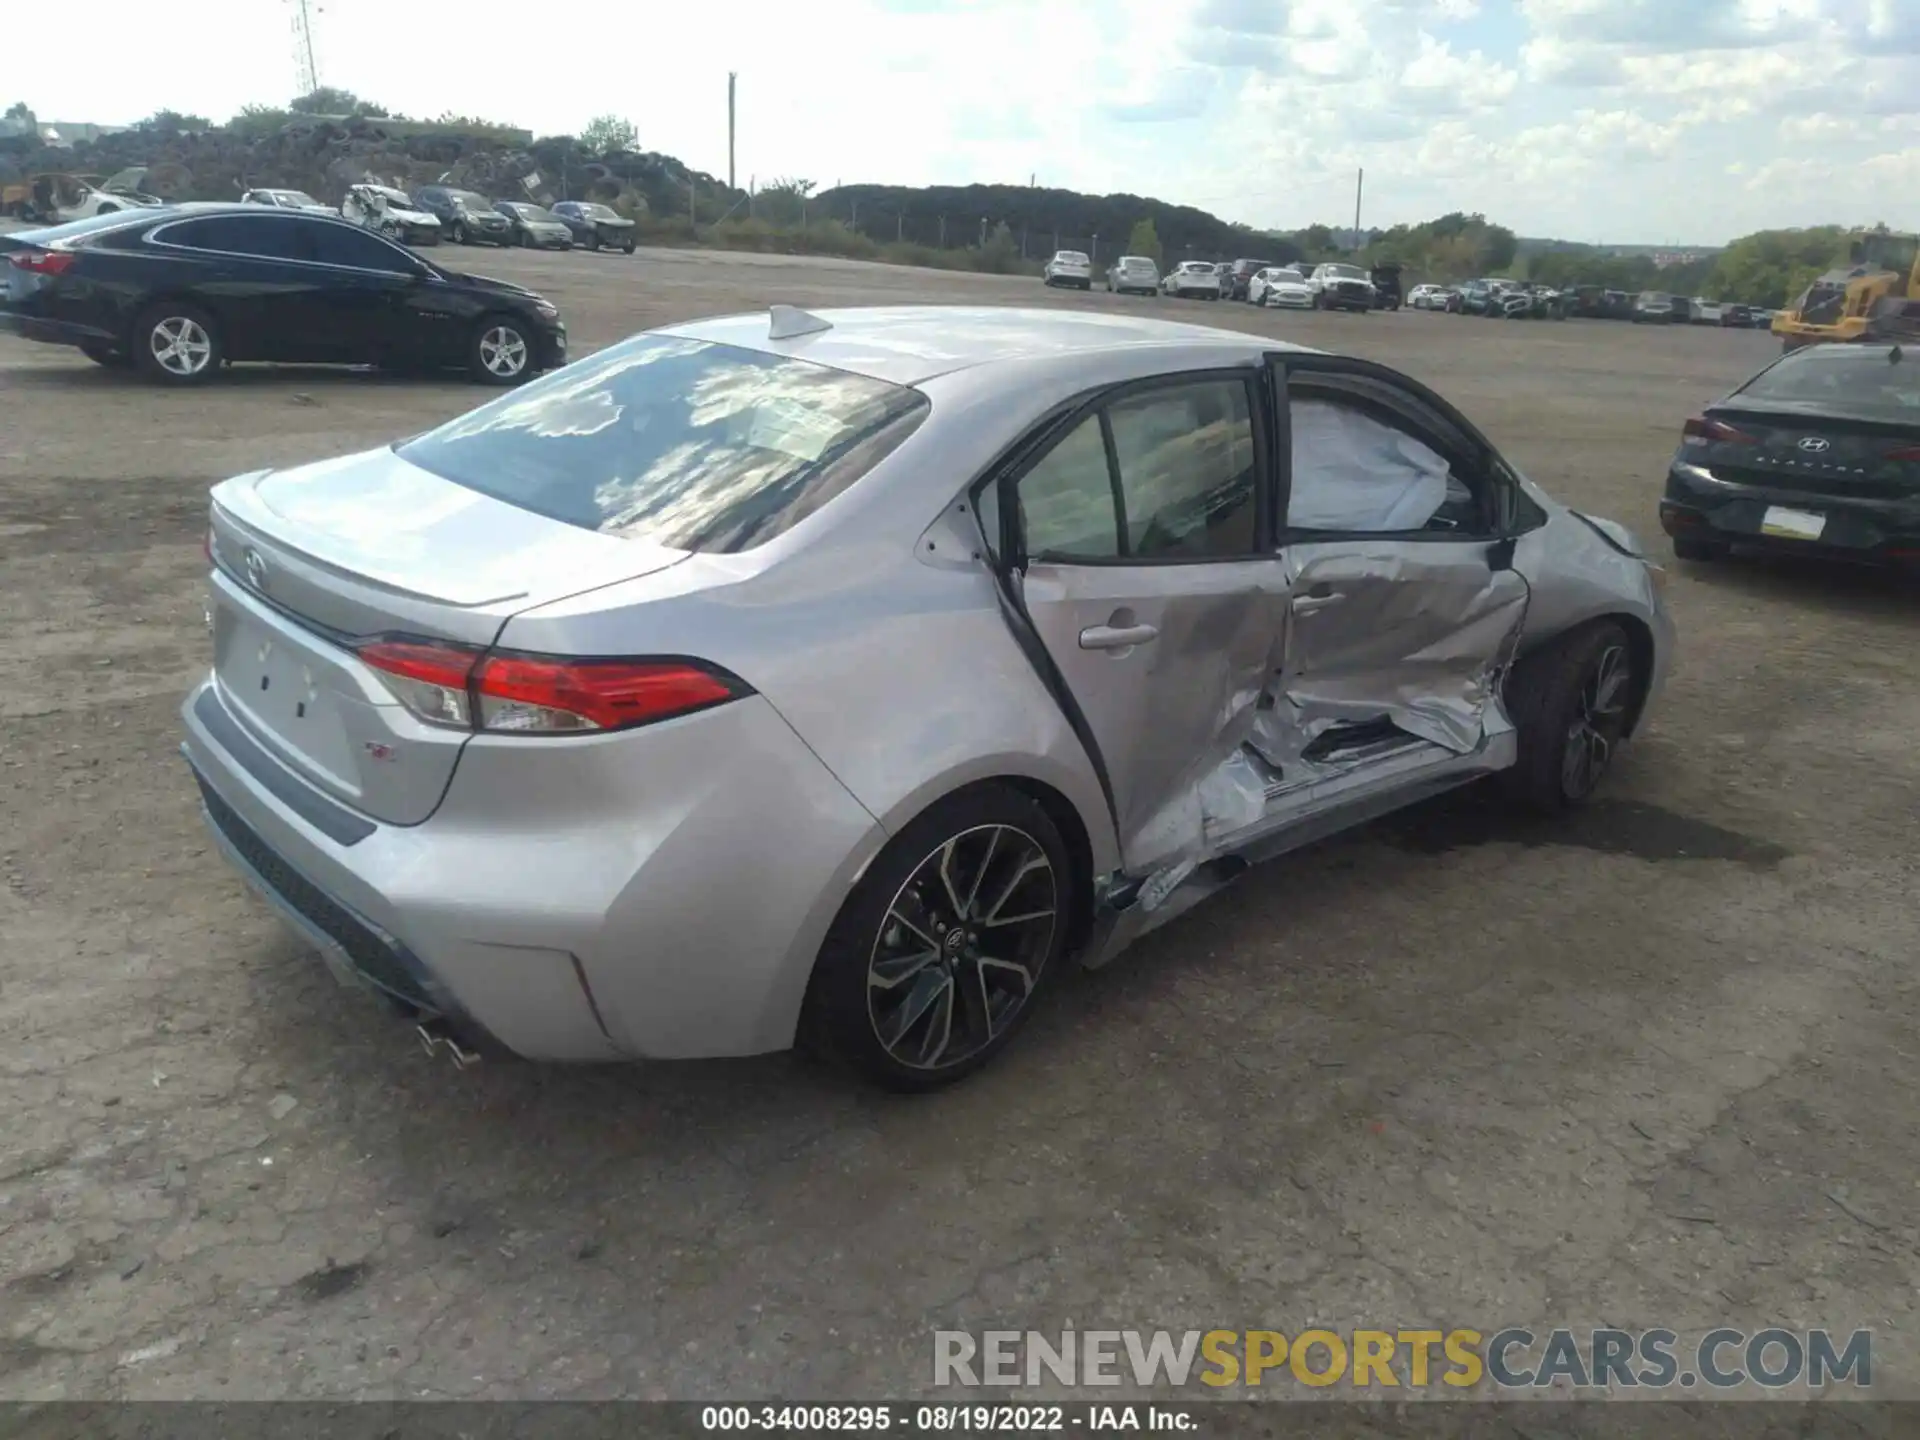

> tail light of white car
[355,638,751,735]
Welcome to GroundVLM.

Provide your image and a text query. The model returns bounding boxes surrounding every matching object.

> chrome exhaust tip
[416,1021,480,1071]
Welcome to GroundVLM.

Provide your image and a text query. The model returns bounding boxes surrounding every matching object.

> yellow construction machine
[1773,231,1920,350]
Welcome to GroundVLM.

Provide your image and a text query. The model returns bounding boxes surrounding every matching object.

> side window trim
[986,367,1273,570]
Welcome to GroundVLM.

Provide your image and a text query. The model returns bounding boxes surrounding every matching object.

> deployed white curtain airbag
[1288,400,1452,532]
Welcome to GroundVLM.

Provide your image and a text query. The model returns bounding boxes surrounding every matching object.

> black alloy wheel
[804,785,1070,1090]
[1501,621,1638,813]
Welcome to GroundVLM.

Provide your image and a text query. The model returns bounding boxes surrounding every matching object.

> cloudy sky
[15,0,1918,244]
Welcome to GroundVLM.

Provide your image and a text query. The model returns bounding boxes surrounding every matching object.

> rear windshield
[397,335,930,553]
[1736,348,1920,422]
[1054,251,1088,263]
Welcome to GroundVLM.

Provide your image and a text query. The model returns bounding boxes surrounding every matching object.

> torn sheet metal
[1256,543,1530,766]
[1018,559,1282,882]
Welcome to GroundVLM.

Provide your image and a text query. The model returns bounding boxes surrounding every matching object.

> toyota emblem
[243,548,270,591]
[1797,436,1831,453]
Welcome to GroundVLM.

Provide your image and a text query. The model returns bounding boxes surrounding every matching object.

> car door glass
[1106,379,1256,558]
[225,215,312,261]
[1018,416,1121,560]
[308,222,414,273]
[1286,394,1477,534]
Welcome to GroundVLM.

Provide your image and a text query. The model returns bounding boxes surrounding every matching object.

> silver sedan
[182,306,1674,1089]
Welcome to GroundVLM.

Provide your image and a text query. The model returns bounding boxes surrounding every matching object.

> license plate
[1760,506,1825,540]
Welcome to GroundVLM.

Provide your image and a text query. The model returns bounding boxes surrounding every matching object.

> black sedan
[411,186,516,246]
[494,201,573,249]
[1660,343,1920,570]
[0,204,567,386]
[551,201,637,253]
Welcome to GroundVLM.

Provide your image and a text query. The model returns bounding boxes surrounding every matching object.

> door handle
[1079,622,1159,651]
[1292,591,1346,615]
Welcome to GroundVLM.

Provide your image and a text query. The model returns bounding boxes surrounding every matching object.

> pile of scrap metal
[2,167,164,222]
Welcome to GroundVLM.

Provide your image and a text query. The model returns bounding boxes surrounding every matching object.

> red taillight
[354,639,743,735]
[474,656,741,733]
[1885,445,1920,462]
[1682,417,1756,446]
[9,249,76,275]
[356,639,482,729]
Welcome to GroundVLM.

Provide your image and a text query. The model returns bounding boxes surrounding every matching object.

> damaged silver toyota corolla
[181,305,1674,1089]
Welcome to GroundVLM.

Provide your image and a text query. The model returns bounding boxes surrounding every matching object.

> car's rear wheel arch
[989,776,1096,956]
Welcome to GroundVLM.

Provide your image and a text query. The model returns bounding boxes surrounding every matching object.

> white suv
[1105,255,1162,296]
[1042,250,1092,289]
[1161,261,1223,300]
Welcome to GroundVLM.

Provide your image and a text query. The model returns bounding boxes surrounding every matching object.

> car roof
[656,305,1309,386]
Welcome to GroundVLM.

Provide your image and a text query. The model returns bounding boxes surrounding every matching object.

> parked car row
[1,203,568,387]
[242,185,640,253]
[1049,252,1399,315]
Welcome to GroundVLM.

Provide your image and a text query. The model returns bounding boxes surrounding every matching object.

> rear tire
[1672,535,1728,562]
[801,783,1073,1091]
[130,301,222,386]
[1500,621,1638,815]
[468,314,534,386]
[623,239,636,254]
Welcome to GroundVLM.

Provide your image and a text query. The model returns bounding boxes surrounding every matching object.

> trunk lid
[1699,404,1920,502]
[207,447,691,824]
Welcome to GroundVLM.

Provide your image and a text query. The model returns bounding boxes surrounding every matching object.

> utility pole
[896,212,903,243]
[727,72,737,193]
[689,176,697,230]
[1353,167,1364,252]
[939,215,947,248]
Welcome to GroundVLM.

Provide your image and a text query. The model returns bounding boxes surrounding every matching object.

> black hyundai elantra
[0,203,567,386]
[1660,341,1920,569]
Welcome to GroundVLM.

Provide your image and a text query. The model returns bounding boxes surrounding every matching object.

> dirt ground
[2,248,1917,1404]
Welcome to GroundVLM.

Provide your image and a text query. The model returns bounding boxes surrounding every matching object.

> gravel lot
[2,247,1916,1403]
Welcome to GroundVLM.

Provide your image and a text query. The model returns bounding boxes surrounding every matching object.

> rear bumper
[0,306,117,349]
[180,674,882,1062]
[1660,462,1920,564]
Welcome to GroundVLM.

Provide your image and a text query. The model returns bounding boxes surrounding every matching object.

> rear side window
[157,215,309,259]
[1737,349,1920,422]
[397,335,929,553]
[1017,377,1258,562]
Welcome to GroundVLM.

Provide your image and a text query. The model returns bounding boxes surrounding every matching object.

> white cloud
[1398,32,1520,110]
[8,0,1919,245]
